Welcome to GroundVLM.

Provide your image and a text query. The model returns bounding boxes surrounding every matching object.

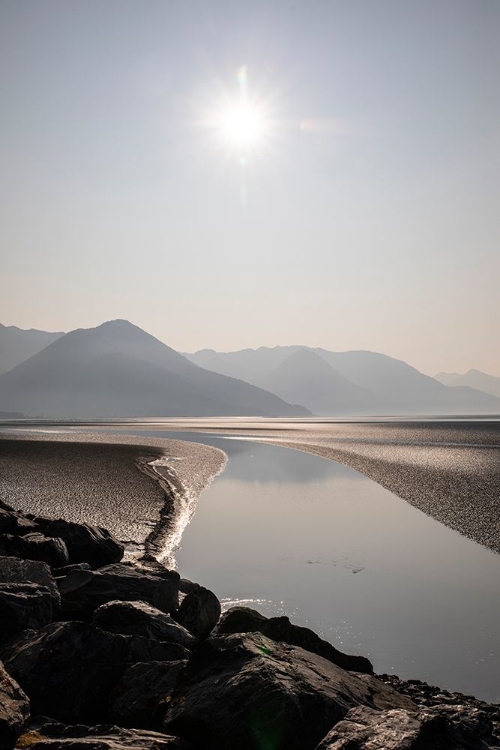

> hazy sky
[1,0,499,376]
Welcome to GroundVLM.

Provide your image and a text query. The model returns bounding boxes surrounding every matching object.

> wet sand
[102,418,500,555]
[0,431,226,562]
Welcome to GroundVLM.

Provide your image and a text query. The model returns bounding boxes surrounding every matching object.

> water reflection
[169,435,500,703]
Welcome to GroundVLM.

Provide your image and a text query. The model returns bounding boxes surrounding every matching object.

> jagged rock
[0,557,60,614]
[18,720,193,750]
[109,660,187,729]
[1,621,189,724]
[172,584,220,640]
[0,533,69,568]
[59,565,180,620]
[0,660,29,750]
[0,584,53,643]
[31,517,124,570]
[93,601,196,649]
[315,704,498,749]
[162,633,416,750]
[0,509,37,536]
[215,606,373,674]
[52,563,92,577]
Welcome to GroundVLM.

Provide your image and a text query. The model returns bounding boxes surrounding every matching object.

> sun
[218,101,266,149]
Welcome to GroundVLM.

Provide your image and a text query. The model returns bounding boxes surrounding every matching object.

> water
[148,432,499,703]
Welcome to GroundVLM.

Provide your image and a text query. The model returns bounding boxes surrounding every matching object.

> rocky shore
[0,496,499,749]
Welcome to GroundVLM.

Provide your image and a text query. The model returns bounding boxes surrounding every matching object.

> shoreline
[0,431,226,564]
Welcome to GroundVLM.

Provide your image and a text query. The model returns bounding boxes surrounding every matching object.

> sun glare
[219,102,266,148]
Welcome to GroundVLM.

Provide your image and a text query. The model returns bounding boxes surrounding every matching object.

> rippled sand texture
[0,431,226,561]
[125,419,500,555]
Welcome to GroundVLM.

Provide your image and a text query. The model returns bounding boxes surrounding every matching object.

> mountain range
[185,347,500,416]
[0,320,498,418]
[434,369,500,399]
[0,321,309,418]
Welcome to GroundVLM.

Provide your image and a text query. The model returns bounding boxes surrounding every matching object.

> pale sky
[1,0,499,376]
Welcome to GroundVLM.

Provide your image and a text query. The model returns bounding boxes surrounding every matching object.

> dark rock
[31,517,124,570]
[109,661,187,730]
[315,704,498,749]
[1,621,189,724]
[52,563,92,577]
[0,660,29,750]
[93,601,196,649]
[215,606,373,674]
[0,533,69,568]
[18,720,193,750]
[59,565,180,620]
[162,633,416,750]
[0,557,60,614]
[0,584,53,643]
[0,509,38,536]
[172,584,220,640]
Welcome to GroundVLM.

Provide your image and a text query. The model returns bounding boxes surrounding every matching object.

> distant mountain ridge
[0,320,310,418]
[185,346,500,416]
[434,369,500,399]
[0,324,64,375]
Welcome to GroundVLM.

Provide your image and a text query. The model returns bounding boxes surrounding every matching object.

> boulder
[0,660,29,750]
[93,601,196,649]
[59,565,180,620]
[172,585,220,641]
[0,584,53,643]
[109,660,187,730]
[52,563,92,577]
[1,621,189,724]
[0,557,60,614]
[162,633,416,750]
[0,509,37,537]
[0,533,69,568]
[31,517,124,570]
[315,704,498,749]
[17,721,193,750]
[215,606,373,674]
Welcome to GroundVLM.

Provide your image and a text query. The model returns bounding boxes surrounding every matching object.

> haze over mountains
[0,321,309,418]
[434,370,500,399]
[0,321,498,418]
[0,324,64,375]
[185,347,500,416]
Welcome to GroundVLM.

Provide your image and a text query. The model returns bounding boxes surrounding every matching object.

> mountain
[0,320,310,418]
[187,345,500,415]
[434,369,500,399]
[253,348,383,416]
[0,324,64,375]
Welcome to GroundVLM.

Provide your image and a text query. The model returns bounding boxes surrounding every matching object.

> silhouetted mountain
[254,349,382,415]
[187,346,500,415]
[0,321,310,418]
[435,369,500,399]
[0,324,64,375]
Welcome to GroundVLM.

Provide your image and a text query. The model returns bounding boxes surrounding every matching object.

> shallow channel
[148,431,500,703]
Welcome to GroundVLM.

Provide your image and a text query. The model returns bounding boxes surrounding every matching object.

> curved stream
[146,431,500,704]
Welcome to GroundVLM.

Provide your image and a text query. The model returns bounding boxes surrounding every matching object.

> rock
[315,707,427,749]
[1,621,189,724]
[0,510,38,537]
[315,704,498,749]
[215,606,373,674]
[0,557,60,614]
[109,661,187,730]
[18,720,193,750]
[162,633,416,750]
[172,584,220,641]
[59,565,180,620]
[0,584,53,643]
[31,517,124,570]
[52,563,92,577]
[93,601,196,649]
[0,660,29,750]
[0,533,69,568]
